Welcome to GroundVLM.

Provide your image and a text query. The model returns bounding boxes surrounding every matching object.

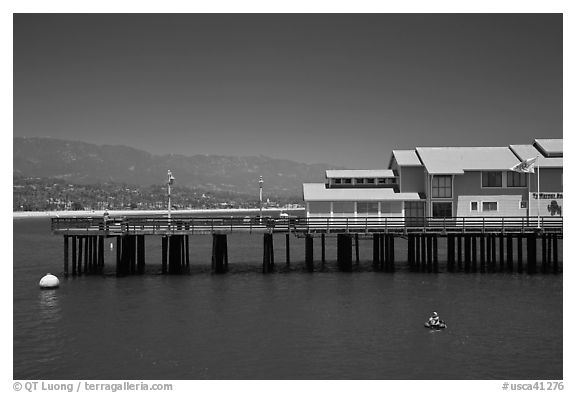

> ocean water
[13,218,562,380]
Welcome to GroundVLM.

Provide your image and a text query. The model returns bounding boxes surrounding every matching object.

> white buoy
[39,273,59,289]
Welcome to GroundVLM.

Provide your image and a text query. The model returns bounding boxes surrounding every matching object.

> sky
[13,13,563,168]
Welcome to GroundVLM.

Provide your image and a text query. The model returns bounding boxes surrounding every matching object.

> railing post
[482,217,485,233]
[211,218,214,234]
[385,217,388,233]
[462,217,465,233]
[365,217,368,233]
[346,217,349,232]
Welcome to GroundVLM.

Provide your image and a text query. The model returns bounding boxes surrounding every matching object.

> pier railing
[51,215,563,236]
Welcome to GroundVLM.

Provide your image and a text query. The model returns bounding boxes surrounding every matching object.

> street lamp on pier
[167,170,175,222]
[259,176,264,223]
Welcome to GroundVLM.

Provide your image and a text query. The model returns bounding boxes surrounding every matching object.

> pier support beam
[373,234,380,270]
[212,234,228,274]
[499,234,504,272]
[552,234,559,273]
[305,235,314,272]
[321,233,326,266]
[541,233,548,273]
[285,233,290,265]
[527,233,537,274]
[355,233,360,265]
[63,236,69,277]
[480,235,486,273]
[161,236,168,274]
[491,234,497,272]
[447,235,455,272]
[137,235,146,274]
[457,235,462,270]
[464,235,471,272]
[517,235,523,274]
[263,233,274,273]
[506,234,514,272]
[471,236,477,273]
[414,234,421,270]
[337,234,353,272]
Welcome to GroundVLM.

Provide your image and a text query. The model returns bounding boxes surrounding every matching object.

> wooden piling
[379,234,385,271]
[98,235,104,272]
[457,235,462,270]
[421,234,427,272]
[212,234,228,274]
[373,234,380,269]
[321,233,326,266]
[552,234,559,273]
[546,234,552,273]
[491,234,497,272]
[414,234,420,270]
[541,233,548,273]
[285,233,290,265]
[161,236,168,274]
[63,236,69,277]
[432,236,438,273]
[71,236,77,276]
[506,234,513,272]
[83,236,89,274]
[527,233,537,274]
[426,235,433,273]
[185,235,190,273]
[263,233,274,273]
[355,233,360,265]
[77,236,83,276]
[407,235,414,268]
[499,234,504,272]
[305,234,314,272]
[389,235,395,272]
[137,235,145,274]
[471,236,477,272]
[517,235,523,274]
[464,235,471,272]
[337,234,353,272]
[447,235,455,272]
[480,235,486,273]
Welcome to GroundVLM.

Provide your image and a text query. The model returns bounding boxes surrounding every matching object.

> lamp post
[167,170,175,223]
[259,176,263,224]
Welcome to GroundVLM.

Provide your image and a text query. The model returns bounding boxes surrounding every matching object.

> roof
[391,150,423,167]
[509,144,563,168]
[302,183,421,201]
[325,169,395,178]
[534,139,563,157]
[415,146,520,175]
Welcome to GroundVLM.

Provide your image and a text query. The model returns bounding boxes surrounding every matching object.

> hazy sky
[13,13,562,168]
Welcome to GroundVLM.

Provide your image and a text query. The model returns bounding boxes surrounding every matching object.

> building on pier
[304,138,562,219]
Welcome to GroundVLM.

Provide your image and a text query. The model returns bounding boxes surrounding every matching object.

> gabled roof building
[303,139,562,219]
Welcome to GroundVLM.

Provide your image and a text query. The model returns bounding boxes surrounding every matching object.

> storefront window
[482,171,502,187]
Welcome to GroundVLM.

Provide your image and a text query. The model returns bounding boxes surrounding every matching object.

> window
[432,175,452,198]
[471,201,478,211]
[332,201,354,214]
[366,178,375,184]
[507,172,527,187]
[308,202,331,214]
[334,178,342,184]
[356,178,365,184]
[343,178,352,184]
[432,202,452,218]
[482,171,502,187]
[482,202,498,212]
[377,178,386,184]
[357,202,379,215]
[520,201,528,209]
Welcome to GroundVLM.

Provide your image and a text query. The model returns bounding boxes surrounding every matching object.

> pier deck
[51,215,562,276]
[52,215,563,237]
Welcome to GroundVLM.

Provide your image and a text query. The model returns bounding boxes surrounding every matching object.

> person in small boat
[428,312,440,326]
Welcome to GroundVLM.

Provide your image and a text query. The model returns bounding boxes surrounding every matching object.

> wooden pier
[52,215,562,277]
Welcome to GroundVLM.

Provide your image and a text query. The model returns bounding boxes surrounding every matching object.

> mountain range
[14,137,342,198]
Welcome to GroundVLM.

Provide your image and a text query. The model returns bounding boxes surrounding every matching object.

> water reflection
[38,290,61,323]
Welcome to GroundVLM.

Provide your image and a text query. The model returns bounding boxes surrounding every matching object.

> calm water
[14,218,563,380]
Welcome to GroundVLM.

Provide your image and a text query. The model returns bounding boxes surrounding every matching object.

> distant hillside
[14,137,341,198]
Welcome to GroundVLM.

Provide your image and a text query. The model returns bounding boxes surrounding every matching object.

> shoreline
[13,207,305,219]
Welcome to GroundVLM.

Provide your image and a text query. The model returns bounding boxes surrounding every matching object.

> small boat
[424,321,447,329]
